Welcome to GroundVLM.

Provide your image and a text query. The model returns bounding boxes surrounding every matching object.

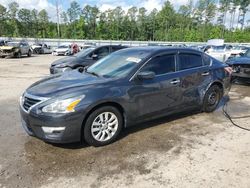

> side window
[95,47,109,57]
[203,54,211,66]
[111,46,122,52]
[140,54,176,75]
[178,53,202,71]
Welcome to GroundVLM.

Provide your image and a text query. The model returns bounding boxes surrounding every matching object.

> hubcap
[208,91,218,105]
[91,112,118,142]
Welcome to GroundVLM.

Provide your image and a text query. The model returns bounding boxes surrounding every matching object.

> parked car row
[20,46,233,146]
[188,39,249,62]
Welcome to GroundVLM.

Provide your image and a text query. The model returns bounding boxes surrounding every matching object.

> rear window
[178,53,202,70]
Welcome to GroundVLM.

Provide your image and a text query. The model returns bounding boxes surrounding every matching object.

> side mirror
[92,54,98,60]
[78,66,89,73]
[137,71,155,80]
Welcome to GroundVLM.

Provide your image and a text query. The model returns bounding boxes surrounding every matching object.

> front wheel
[16,52,21,58]
[203,85,222,112]
[84,106,123,147]
[27,50,32,57]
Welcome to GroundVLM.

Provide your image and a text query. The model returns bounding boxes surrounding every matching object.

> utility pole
[55,0,60,38]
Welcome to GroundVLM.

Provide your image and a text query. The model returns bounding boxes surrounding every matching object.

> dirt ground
[0,55,249,188]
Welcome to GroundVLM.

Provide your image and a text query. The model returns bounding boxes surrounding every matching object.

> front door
[129,53,183,121]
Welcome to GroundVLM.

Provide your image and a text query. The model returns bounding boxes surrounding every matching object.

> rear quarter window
[178,53,203,70]
[203,54,211,66]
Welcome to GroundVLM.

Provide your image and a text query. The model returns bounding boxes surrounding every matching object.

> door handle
[201,71,210,76]
[170,79,180,84]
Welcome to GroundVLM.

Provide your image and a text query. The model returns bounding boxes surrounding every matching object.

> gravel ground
[0,55,249,188]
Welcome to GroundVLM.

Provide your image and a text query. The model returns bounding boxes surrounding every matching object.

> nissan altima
[20,47,232,146]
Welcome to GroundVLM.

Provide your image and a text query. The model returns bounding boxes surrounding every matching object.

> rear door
[176,50,211,107]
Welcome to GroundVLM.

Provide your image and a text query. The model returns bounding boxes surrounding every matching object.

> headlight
[55,64,67,68]
[42,95,85,113]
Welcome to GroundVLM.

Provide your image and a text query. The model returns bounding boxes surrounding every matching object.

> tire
[83,106,123,147]
[203,85,222,112]
[27,50,32,57]
[16,52,21,58]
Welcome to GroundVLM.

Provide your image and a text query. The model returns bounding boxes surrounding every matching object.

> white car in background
[31,43,52,54]
[52,44,72,56]
[229,46,248,58]
[205,45,232,62]
[204,39,232,62]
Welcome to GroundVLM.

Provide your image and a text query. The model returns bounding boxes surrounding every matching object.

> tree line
[0,0,250,42]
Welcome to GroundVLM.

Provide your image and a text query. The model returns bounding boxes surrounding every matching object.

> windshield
[244,49,250,57]
[7,42,19,47]
[74,47,95,58]
[213,45,226,51]
[86,49,150,78]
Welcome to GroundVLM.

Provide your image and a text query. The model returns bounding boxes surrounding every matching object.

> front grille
[3,50,12,53]
[23,96,41,111]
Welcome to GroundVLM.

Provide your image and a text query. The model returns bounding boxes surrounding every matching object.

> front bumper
[231,65,250,79]
[19,106,87,143]
[0,51,14,57]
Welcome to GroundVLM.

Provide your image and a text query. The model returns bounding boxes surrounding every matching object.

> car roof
[119,46,202,55]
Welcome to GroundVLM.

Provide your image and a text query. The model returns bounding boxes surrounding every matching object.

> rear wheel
[83,106,123,146]
[203,85,222,112]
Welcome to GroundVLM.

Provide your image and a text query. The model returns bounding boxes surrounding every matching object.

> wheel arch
[207,81,224,97]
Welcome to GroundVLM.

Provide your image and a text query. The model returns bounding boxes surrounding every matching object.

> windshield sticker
[126,57,141,63]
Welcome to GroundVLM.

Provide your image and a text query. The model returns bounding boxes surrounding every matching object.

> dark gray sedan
[20,47,231,146]
[50,45,127,74]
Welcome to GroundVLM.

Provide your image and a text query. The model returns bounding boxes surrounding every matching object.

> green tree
[38,9,49,38]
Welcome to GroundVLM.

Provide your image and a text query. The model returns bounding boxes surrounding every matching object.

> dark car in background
[0,40,8,46]
[226,48,250,82]
[50,45,128,74]
[20,47,231,146]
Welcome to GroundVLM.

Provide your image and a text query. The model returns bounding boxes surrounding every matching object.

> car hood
[227,57,250,65]
[26,70,111,97]
[51,56,77,66]
[0,46,15,50]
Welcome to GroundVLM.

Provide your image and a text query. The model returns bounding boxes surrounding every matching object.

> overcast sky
[0,0,249,28]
